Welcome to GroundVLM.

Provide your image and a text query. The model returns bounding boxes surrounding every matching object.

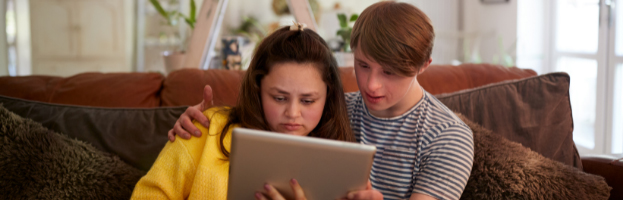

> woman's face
[261,62,327,136]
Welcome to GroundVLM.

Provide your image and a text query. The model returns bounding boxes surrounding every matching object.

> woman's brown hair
[350,1,434,76]
[218,26,355,157]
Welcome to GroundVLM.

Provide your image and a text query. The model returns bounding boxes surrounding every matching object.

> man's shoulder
[421,93,472,134]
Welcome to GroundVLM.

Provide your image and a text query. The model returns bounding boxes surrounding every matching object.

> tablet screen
[227,127,376,199]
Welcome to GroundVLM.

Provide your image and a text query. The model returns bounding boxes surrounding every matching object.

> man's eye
[383,70,394,75]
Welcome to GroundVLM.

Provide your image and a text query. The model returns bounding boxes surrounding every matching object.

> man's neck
[369,82,424,118]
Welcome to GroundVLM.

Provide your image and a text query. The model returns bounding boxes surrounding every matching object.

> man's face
[353,48,423,118]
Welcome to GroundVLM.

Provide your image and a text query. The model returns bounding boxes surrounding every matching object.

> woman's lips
[365,92,384,104]
[282,123,302,131]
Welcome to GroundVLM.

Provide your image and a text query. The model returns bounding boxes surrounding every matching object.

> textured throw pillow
[455,113,611,200]
[436,72,581,168]
[0,105,145,199]
[0,95,187,171]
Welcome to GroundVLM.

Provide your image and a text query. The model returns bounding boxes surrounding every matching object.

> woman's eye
[383,70,393,75]
[274,96,286,102]
[301,99,315,104]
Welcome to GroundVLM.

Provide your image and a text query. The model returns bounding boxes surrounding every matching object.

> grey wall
[463,0,518,65]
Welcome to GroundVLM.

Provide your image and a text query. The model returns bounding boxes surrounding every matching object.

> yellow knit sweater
[131,107,237,200]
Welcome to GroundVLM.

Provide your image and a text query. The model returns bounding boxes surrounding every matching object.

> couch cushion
[161,64,536,106]
[0,105,145,199]
[161,68,245,107]
[435,72,581,168]
[0,95,186,171]
[318,64,537,95]
[339,67,360,93]
[0,72,164,107]
[419,63,537,95]
[457,113,611,200]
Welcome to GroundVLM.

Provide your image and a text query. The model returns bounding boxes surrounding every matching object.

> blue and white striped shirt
[346,91,474,200]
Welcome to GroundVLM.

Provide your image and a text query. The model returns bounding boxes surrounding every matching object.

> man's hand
[342,180,383,200]
[167,85,214,142]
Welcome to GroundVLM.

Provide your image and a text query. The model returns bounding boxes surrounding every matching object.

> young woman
[171,2,475,200]
[131,24,354,200]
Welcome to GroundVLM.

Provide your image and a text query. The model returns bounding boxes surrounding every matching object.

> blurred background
[0,0,621,157]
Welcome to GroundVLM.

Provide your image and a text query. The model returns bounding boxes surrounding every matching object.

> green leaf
[169,11,179,17]
[189,0,196,25]
[343,28,351,40]
[184,17,194,29]
[336,29,344,37]
[337,13,347,28]
[149,0,170,23]
[349,14,358,22]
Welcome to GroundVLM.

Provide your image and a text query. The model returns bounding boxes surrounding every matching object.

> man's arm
[167,85,214,141]
[412,124,474,200]
[409,193,438,200]
[171,89,356,142]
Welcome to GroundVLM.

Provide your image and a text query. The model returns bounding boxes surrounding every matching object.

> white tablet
[227,127,376,200]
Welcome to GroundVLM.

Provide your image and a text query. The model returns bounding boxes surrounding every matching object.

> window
[518,0,622,156]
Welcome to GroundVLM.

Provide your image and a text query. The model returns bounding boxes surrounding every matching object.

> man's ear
[419,58,433,74]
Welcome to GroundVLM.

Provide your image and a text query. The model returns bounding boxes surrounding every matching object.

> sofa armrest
[582,156,623,200]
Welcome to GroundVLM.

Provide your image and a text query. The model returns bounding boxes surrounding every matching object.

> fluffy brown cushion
[456,113,611,200]
[0,105,144,199]
[0,95,187,171]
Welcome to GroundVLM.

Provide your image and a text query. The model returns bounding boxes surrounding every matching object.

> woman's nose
[285,101,301,118]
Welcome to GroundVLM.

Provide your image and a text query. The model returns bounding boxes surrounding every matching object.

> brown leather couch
[0,63,540,108]
[1,63,621,199]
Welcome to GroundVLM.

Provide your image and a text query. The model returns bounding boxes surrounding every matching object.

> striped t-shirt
[346,91,474,200]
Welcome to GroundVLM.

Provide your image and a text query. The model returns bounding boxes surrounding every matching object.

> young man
[169,2,473,200]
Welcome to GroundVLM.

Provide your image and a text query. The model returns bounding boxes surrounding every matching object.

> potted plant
[230,16,268,70]
[149,0,197,72]
[334,13,358,67]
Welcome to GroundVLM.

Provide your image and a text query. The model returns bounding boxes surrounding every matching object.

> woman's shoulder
[203,107,232,124]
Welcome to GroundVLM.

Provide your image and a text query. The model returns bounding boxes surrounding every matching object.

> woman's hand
[167,85,214,142]
[255,179,307,200]
[341,180,383,200]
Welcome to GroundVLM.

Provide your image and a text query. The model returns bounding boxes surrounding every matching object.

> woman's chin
[275,129,309,137]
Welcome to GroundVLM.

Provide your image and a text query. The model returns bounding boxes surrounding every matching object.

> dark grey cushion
[0,95,187,171]
[435,72,582,169]
[0,105,145,199]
